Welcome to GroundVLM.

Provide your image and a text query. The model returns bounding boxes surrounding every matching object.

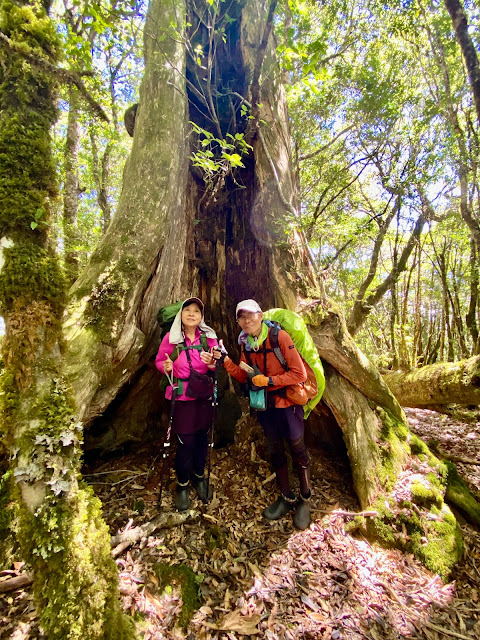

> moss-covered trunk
[383,354,480,407]
[0,2,134,638]
[64,0,473,578]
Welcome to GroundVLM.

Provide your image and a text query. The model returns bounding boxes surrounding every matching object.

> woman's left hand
[200,350,215,365]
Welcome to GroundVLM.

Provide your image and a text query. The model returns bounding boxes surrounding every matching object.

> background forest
[44,0,480,372]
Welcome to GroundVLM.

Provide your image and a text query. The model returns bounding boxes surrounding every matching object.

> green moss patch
[375,407,410,490]
[205,524,227,552]
[347,492,463,579]
[444,461,480,527]
[0,469,19,569]
[153,562,202,628]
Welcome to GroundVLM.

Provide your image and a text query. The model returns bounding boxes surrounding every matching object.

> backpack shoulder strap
[200,333,209,352]
[169,344,181,362]
[268,323,288,371]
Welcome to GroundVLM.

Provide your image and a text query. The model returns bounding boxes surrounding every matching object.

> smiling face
[181,303,203,330]
[237,310,263,336]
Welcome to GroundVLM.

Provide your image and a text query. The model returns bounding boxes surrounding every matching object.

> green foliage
[189,122,252,182]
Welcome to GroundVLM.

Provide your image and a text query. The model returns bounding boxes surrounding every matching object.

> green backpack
[263,308,325,418]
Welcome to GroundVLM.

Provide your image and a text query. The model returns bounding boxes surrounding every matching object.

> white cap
[236,299,262,318]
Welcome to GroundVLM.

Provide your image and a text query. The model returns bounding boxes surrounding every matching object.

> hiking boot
[192,475,213,502]
[294,495,311,530]
[263,494,296,520]
[174,483,190,511]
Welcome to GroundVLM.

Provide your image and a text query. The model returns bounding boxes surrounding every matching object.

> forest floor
[1,408,479,640]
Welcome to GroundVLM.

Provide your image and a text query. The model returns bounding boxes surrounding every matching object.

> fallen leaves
[1,410,480,639]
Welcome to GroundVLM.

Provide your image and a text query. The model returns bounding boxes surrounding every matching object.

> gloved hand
[252,374,269,387]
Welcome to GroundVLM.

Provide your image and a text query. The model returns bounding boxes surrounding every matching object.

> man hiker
[217,299,313,530]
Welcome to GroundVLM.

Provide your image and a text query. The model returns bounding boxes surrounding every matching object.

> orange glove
[252,374,269,387]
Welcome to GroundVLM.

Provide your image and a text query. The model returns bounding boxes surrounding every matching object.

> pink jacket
[155,329,218,401]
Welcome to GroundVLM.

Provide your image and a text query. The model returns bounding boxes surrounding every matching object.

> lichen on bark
[0,1,135,637]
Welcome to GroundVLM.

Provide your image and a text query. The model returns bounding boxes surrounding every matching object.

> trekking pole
[205,350,220,500]
[157,370,177,509]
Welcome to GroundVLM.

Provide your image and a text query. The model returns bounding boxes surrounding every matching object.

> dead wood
[0,573,33,593]
[110,509,199,547]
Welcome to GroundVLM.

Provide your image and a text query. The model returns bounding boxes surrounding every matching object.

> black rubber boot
[293,494,311,530]
[174,483,190,511]
[192,475,213,502]
[263,493,296,520]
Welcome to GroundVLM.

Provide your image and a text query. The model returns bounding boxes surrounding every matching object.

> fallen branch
[110,509,199,548]
[0,572,33,593]
[315,509,378,518]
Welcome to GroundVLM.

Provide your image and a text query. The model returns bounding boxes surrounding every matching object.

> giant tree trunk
[383,355,480,407]
[63,0,471,578]
[0,2,134,638]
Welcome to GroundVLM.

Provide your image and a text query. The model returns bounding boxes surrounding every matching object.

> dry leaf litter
[1,407,479,640]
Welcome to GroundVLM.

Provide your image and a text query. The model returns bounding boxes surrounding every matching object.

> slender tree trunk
[90,131,113,233]
[63,86,81,283]
[443,0,480,124]
[347,209,427,336]
[413,242,423,367]
[466,238,480,353]
[347,196,398,334]
[450,255,469,358]
[390,280,400,370]
[0,2,134,638]
[399,269,413,370]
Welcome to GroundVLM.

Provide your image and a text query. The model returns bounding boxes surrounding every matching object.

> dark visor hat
[182,297,204,314]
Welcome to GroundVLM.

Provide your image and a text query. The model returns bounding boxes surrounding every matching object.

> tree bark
[466,238,480,352]
[383,355,480,407]
[63,86,81,283]
[64,0,190,425]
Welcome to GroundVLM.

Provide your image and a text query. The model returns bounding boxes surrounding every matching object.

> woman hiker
[215,299,312,530]
[155,297,218,511]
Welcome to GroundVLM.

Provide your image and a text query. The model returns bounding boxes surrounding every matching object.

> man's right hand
[163,353,173,373]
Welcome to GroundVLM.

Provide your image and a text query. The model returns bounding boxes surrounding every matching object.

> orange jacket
[224,329,307,408]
